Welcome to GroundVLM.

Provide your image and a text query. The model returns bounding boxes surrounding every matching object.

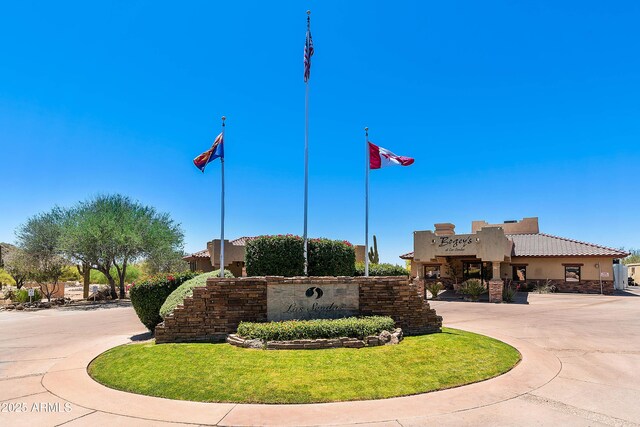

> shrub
[12,288,42,303]
[503,281,516,303]
[90,265,144,285]
[426,281,444,300]
[237,316,396,341]
[0,268,16,286]
[460,279,486,301]
[160,269,233,319]
[308,238,355,276]
[245,235,356,277]
[130,271,197,331]
[533,279,556,294]
[60,266,81,282]
[354,262,409,276]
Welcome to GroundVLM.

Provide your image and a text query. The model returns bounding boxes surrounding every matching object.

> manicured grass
[88,328,520,404]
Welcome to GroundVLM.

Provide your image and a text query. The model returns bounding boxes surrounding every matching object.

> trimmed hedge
[308,238,356,276]
[237,316,395,341]
[160,269,233,319]
[354,262,409,277]
[130,271,197,331]
[245,235,356,277]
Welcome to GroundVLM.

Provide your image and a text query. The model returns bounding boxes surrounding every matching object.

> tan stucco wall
[414,227,511,263]
[207,240,246,269]
[410,256,616,282]
[627,263,640,283]
[471,217,539,234]
[507,256,614,281]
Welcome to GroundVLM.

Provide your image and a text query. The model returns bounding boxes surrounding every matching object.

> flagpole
[365,127,369,277]
[303,10,311,276]
[220,116,226,278]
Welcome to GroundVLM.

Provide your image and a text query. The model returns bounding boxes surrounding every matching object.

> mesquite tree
[59,194,184,299]
[15,209,66,294]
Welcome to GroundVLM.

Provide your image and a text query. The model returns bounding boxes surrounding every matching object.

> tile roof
[183,237,258,260]
[507,233,628,257]
[230,236,257,246]
[399,233,628,259]
[183,249,210,259]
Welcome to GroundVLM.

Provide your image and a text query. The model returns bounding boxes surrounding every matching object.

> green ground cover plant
[89,328,520,404]
[130,271,197,331]
[237,316,395,341]
[160,270,233,319]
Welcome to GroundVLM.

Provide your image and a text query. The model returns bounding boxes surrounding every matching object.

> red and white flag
[368,142,414,169]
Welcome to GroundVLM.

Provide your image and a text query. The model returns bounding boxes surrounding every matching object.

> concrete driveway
[1,290,639,426]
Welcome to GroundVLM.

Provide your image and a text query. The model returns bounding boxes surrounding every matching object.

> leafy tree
[2,245,32,289]
[621,248,640,265]
[144,250,189,274]
[59,194,184,299]
[15,210,66,290]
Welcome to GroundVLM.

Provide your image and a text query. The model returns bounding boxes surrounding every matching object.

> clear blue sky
[1,1,638,263]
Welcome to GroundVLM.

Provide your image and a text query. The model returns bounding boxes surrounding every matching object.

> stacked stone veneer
[155,276,442,344]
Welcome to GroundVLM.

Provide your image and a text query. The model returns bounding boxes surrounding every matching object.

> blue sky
[1,1,638,263]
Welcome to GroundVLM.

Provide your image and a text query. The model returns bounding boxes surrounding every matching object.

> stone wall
[550,279,614,295]
[155,276,442,344]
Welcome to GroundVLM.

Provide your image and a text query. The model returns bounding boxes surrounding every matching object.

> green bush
[90,265,144,285]
[13,288,42,303]
[426,281,444,300]
[245,235,356,277]
[460,279,486,301]
[354,262,409,276]
[160,269,233,319]
[237,316,395,341]
[0,268,16,286]
[60,266,81,282]
[308,238,355,276]
[130,271,197,331]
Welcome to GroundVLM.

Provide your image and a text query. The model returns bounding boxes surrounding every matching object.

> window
[512,265,526,281]
[565,265,581,282]
[423,265,441,279]
[463,262,482,280]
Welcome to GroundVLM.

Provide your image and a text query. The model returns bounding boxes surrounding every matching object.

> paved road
[1,290,639,426]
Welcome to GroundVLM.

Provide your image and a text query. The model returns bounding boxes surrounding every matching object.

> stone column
[488,262,503,303]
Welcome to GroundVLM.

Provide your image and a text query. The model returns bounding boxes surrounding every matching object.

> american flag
[304,26,314,83]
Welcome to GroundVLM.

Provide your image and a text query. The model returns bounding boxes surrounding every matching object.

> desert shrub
[129,271,197,331]
[160,269,233,319]
[0,268,16,286]
[237,316,395,341]
[533,279,556,294]
[426,281,444,299]
[460,279,486,301]
[59,266,81,282]
[503,281,516,303]
[12,288,42,303]
[354,262,409,276]
[308,238,355,276]
[245,235,355,277]
[90,265,144,285]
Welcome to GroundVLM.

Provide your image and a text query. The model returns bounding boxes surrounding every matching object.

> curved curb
[41,328,561,426]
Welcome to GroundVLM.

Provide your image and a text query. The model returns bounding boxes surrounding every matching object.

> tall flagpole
[303,10,311,276]
[220,116,226,278]
[365,127,370,277]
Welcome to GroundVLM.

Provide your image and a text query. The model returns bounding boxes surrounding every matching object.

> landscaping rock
[379,330,392,343]
[16,304,24,310]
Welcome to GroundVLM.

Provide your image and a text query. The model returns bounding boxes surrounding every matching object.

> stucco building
[401,217,628,295]
[628,263,640,285]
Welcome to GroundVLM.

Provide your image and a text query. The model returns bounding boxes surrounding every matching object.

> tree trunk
[105,274,117,299]
[77,263,91,299]
[83,267,90,299]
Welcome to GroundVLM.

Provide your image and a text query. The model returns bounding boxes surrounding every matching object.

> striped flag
[304,25,314,82]
[368,142,414,169]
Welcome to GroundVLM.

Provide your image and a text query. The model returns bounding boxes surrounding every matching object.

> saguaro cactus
[368,235,380,264]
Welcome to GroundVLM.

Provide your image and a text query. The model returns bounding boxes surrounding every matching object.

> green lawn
[88,328,520,404]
